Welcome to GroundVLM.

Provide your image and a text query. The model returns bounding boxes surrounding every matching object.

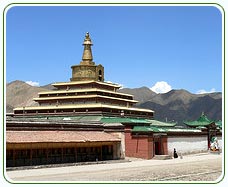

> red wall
[161,137,168,155]
[125,126,153,159]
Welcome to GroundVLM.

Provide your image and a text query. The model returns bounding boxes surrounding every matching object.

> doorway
[155,141,162,155]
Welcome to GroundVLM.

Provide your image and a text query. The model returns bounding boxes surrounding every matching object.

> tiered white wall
[167,136,208,155]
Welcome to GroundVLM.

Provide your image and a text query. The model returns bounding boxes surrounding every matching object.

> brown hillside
[6,80,49,113]
[118,87,156,104]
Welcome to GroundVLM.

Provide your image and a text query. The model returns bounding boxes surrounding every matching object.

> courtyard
[6,153,223,183]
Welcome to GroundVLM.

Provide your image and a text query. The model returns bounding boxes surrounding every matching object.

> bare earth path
[6,153,223,182]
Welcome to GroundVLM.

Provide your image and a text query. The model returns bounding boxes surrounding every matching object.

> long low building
[6,113,222,167]
[6,130,121,167]
[6,114,126,167]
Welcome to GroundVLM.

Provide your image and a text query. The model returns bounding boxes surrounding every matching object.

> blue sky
[6,5,222,94]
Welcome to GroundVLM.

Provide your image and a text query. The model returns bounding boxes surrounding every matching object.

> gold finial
[83,32,93,45]
[86,32,89,38]
[81,32,93,64]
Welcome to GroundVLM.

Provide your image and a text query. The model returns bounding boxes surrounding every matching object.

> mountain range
[6,80,222,125]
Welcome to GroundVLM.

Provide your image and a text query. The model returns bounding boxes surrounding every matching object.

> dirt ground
[6,153,223,183]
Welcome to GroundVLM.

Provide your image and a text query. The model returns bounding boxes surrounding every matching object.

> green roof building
[183,113,215,127]
[183,113,221,149]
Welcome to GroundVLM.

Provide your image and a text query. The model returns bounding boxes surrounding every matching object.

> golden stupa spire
[71,32,104,82]
[81,32,94,65]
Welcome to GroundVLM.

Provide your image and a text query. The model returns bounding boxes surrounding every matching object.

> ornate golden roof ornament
[83,32,93,45]
[71,32,104,81]
[81,32,93,64]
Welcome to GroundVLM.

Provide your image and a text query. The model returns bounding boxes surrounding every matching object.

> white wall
[167,136,208,155]
[217,136,223,150]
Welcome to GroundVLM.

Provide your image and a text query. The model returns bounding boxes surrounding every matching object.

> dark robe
[174,149,178,158]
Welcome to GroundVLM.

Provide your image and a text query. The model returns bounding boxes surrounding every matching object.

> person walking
[174,148,178,158]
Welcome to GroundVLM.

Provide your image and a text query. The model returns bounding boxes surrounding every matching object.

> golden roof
[14,103,154,113]
[38,88,133,97]
[52,80,121,88]
[33,94,138,103]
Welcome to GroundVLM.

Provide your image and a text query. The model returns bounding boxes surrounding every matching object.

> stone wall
[167,136,208,156]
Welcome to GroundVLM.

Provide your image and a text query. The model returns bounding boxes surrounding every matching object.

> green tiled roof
[9,115,178,127]
[100,117,150,124]
[215,120,222,129]
[132,126,201,133]
[44,115,103,122]
[100,118,176,126]
[78,116,103,121]
[166,128,201,133]
[183,113,214,127]
[7,115,103,122]
[132,126,167,133]
[148,119,176,127]
[196,126,207,130]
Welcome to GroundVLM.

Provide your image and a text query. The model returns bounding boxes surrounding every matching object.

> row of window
[54,84,115,92]
[15,108,152,117]
[39,91,133,100]
[39,100,133,108]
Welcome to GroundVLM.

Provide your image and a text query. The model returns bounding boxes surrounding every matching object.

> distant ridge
[6,80,222,125]
[40,83,56,90]
[119,87,222,124]
[118,87,156,104]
